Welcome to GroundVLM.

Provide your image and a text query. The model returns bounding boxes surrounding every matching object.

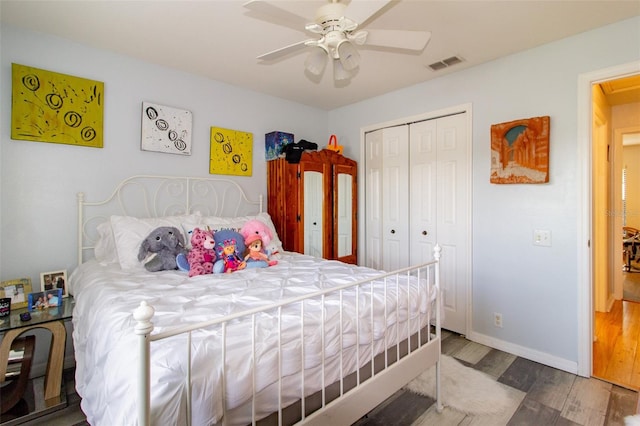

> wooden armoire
[267,149,357,264]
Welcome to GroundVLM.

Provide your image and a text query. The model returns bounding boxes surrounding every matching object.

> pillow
[111,213,200,270]
[94,221,118,264]
[183,212,283,254]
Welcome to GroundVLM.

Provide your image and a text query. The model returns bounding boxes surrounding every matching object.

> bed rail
[134,246,442,426]
[76,175,263,265]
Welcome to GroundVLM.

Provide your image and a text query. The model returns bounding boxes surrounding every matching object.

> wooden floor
[12,331,636,426]
[594,297,640,390]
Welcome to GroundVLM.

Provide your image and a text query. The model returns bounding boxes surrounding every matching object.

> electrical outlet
[494,312,503,328]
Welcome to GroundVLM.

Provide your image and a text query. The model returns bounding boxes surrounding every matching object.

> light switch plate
[533,230,551,247]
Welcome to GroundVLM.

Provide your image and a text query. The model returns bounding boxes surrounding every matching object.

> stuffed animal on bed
[213,229,246,273]
[137,226,187,272]
[187,227,217,277]
[243,234,278,268]
[240,219,279,265]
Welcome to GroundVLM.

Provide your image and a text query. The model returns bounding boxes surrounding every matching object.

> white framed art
[141,102,192,155]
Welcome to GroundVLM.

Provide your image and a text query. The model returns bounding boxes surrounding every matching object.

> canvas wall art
[490,116,550,184]
[209,127,253,176]
[141,102,192,155]
[11,63,104,148]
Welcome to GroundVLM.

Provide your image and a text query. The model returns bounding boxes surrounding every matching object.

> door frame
[358,102,473,335]
[577,60,640,377]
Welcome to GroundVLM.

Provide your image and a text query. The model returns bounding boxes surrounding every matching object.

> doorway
[589,71,640,389]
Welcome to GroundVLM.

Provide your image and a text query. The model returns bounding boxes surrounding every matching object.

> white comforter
[70,253,433,426]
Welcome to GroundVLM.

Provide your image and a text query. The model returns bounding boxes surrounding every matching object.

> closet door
[409,120,437,265]
[365,126,410,271]
[434,113,469,334]
[364,112,470,335]
[382,126,410,271]
[365,129,384,269]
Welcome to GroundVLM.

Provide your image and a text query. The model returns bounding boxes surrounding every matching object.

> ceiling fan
[243,0,432,81]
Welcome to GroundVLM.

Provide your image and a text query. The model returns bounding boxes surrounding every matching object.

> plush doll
[240,219,279,262]
[138,226,187,272]
[243,234,278,268]
[187,227,217,277]
[213,229,246,273]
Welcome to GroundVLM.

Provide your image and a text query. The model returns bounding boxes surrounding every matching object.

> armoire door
[364,112,470,334]
[333,163,358,264]
[299,160,331,259]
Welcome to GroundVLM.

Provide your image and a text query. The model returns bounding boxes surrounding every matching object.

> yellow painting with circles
[11,63,104,148]
[209,127,253,176]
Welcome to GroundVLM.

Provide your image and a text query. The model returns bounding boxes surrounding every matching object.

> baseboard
[466,330,579,375]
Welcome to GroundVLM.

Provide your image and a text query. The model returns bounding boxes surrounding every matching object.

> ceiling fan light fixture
[305,46,329,76]
[337,40,360,71]
[333,59,352,81]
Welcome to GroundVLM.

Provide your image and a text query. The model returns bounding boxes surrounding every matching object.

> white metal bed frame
[75,175,442,426]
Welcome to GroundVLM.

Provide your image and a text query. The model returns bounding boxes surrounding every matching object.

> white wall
[2,17,639,374]
[328,17,640,370]
[0,25,328,284]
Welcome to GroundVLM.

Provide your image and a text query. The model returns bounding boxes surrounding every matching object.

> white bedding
[70,252,434,426]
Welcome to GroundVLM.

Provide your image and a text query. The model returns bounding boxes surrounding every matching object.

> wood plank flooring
[9,331,639,426]
[594,298,640,390]
[359,331,638,426]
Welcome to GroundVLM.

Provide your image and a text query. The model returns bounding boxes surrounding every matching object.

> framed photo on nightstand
[28,288,63,311]
[40,270,68,297]
[0,278,32,309]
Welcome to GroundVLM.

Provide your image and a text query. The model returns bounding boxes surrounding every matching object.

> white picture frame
[40,269,68,298]
[141,101,192,155]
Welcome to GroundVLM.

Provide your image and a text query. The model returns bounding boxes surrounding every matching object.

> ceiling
[2,1,639,111]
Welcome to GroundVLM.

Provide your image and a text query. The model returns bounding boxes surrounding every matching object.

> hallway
[594,295,640,390]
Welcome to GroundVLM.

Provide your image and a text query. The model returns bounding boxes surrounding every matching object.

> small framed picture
[28,288,63,311]
[0,278,32,310]
[40,270,68,297]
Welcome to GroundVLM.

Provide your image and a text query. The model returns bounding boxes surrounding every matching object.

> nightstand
[0,298,74,422]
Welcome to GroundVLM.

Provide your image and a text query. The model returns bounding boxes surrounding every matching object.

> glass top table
[0,298,74,333]
[0,298,74,425]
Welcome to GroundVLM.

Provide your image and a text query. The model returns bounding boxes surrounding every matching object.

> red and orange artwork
[490,116,550,184]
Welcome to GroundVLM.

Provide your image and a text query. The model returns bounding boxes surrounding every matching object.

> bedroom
[0,0,639,424]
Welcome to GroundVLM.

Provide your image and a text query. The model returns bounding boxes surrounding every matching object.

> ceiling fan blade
[345,0,393,27]
[364,29,432,51]
[243,0,309,33]
[257,40,310,61]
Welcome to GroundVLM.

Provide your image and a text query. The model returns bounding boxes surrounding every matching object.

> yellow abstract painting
[11,63,104,148]
[210,127,253,176]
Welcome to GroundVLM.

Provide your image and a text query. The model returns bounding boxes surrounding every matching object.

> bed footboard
[133,247,442,426]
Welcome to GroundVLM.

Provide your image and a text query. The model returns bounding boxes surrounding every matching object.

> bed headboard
[77,175,263,265]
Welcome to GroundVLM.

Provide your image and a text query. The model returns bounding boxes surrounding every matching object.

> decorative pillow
[94,221,118,264]
[111,213,200,270]
[182,212,283,254]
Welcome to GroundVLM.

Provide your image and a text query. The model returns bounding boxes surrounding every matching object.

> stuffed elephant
[138,226,187,272]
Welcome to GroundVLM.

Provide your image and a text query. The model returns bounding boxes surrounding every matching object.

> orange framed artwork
[490,116,550,184]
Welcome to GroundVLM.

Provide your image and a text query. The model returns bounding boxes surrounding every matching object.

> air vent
[428,55,464,71]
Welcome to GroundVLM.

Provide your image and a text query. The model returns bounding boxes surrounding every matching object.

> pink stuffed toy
[240,219,278,267]
[240,220,273,249]
[187,228,216,277]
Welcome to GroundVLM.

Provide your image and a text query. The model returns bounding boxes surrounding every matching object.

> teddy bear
[137,226,187,272]
[186,227,217,277]
[213,229,246,273]
[240,219,278,268]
